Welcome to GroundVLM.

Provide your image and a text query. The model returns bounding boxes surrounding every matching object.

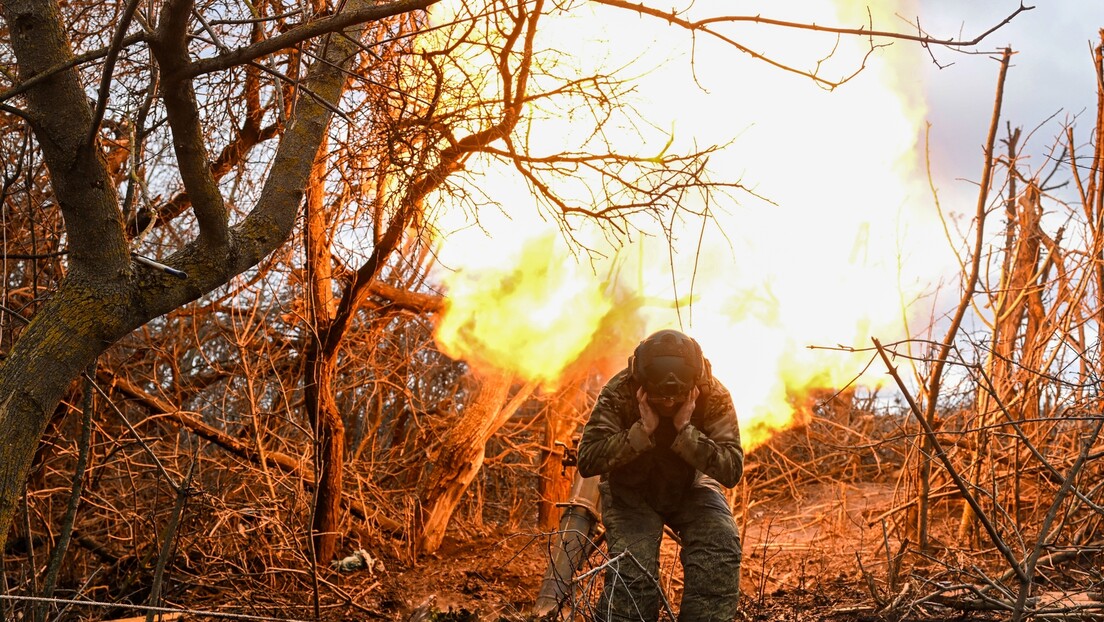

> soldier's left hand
[674,386,699,432]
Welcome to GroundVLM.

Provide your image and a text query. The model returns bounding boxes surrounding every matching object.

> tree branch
[590,0,1032,88]
[873,337,1029,586]
[0,0,130,276]
[187,0,443,78]
[152,0,230,249]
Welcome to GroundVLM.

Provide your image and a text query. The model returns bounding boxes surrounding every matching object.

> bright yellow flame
[434,233,614,386]
[429,0,951,453]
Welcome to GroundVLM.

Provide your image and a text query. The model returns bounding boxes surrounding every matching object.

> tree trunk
[309,369,346,563]
[961,130,1022,544]
[303,134,346,563]
[417,372,534,554]
[0,284,127,554]
[961,175,1046,542]
[0,0,384,552]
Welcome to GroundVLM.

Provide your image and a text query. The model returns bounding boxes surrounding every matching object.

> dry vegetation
[3,374,1103,621]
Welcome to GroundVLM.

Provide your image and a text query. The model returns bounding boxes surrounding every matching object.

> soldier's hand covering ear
[674,386,699,432]
[636,387,659,436]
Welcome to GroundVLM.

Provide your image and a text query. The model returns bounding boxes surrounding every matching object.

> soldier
[577,329,743,622]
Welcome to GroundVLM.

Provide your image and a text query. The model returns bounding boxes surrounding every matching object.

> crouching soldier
[578,329,744,622]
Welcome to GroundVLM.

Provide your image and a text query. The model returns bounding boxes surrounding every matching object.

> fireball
[429,0,950,453]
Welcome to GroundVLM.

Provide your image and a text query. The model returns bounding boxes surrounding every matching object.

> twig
[85,371,183,494]
[883,520,906,593]
[85,0,144,150]
[855,552,883,607]
[572,549,628,583]
[37,368,95,622]
[1011,418,1104,622]
[1000,541,1104,584]
[96,368,405,533]
[572,548,677,620]
[872,337,1028,586]
[970,361,1104,514]
[308,443,322,622]
[50,567,103,621]
[0,595,312,622]
[145,450,198,622]
[879,580,912,617]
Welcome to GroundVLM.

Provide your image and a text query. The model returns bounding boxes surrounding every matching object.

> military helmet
[629,329,705,399]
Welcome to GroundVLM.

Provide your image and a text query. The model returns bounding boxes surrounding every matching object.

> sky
[917,1,1104,200]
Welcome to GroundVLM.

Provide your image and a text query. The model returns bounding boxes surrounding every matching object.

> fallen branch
[917,589,1104,617]
[1000,541,1104,584]
[0,595,308,622]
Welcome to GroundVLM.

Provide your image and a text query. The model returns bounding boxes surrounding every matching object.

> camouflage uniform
[577,369,743,622]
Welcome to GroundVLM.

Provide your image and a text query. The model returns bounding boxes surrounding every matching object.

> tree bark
[303,135,345,563]
[416,373,535,554]
[0,0,405,553]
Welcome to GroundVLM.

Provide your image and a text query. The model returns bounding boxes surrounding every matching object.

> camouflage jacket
[577,369,744,511]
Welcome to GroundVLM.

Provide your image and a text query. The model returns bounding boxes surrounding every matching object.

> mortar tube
[532,475,601,618]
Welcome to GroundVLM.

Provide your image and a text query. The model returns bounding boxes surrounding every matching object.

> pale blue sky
[919,1,1104,192]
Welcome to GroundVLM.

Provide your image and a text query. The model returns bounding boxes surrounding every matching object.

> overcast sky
[918,1,1104,195]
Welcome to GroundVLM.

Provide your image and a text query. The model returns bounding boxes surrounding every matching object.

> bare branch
[85,0,144,151]
[187,0,443,78]
[152,0,230,248]
[0,0,130,274]
[591,0,1032,88]
[0,33,147,105]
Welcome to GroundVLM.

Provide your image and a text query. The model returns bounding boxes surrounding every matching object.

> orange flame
[429,0,949,453]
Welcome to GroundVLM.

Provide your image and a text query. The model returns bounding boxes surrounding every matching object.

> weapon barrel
[532,475,601,618]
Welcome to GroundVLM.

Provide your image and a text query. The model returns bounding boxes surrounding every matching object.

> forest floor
[19,406,1098,622]
[324,479,1003,622]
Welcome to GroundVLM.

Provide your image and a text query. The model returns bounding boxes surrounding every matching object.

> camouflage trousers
[596,477,741,622]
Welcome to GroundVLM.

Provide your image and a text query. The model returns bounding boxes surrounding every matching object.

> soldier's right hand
[636,387,659,436]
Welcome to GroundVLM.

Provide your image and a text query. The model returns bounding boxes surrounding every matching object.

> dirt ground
[26,406,1093,622]
[328,480,971,622]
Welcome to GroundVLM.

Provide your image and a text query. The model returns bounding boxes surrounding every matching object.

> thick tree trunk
[0,0,389,552]
[0,284,131,554]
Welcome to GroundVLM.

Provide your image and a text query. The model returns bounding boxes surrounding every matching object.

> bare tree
[867,33,1104,619]
[0,0,439,554]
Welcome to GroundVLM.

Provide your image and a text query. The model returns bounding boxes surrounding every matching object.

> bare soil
[327,480,977,622]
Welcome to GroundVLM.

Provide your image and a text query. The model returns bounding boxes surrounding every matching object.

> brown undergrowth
[3,388,1102,621]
